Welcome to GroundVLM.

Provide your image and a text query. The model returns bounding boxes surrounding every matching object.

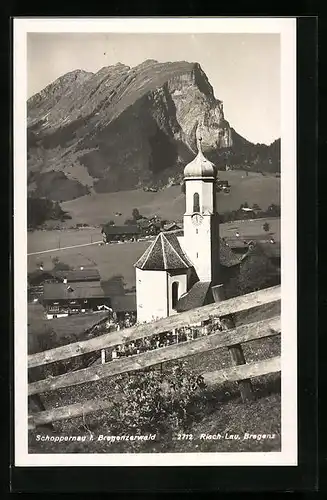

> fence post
[101,349,106,364]
[211,284,254,402]
[28,395,54,431]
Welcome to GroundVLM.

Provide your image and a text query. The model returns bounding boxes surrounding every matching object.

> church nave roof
[134,232,193,271]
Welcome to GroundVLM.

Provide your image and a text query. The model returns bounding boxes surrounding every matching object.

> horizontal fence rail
[28,285,281,369]
[28,316,280,396]
[28,355,281,429]
[28,285,281,428]
[202,356,281,386]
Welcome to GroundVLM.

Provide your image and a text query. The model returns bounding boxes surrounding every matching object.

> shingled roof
[219,238,243,267]
[43,281,108,300]
[54,268,101,282]
[175,281,213,313]
[134,232,193,271]
[102,224,140,235]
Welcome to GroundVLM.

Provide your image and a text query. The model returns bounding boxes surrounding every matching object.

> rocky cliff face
[27,60,277,201]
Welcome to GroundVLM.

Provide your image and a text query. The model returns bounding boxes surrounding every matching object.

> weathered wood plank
[28,285,281,368]
[28,355,281,428]
[28,398,120,429]
[202,356,281,386]
[28,316,280,396]
[212,284,254,402]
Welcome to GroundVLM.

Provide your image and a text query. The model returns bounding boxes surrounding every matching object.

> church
[134,133,232,323]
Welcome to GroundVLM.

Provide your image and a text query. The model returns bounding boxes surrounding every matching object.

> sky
[27,33,280,145]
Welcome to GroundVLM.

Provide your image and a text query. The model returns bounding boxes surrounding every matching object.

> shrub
[225,245,280,298]
[101,364,206,436]
[51,257,72,272]
[132,208,141,220]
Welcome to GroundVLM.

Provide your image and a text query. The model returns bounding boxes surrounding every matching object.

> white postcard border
[14,17,297,467]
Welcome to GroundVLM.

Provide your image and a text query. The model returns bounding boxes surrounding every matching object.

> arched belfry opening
[193,192,200,213]
[172,281,179,309]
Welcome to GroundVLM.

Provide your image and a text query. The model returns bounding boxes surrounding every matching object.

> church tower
[183,132,221,285]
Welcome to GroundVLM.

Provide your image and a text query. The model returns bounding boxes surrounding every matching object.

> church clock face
[191,213,203,226]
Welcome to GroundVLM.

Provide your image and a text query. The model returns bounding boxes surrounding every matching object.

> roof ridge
[167,232,193,266]
[161,233,168,270]
[162,232,191,268]
[139,237,158,269]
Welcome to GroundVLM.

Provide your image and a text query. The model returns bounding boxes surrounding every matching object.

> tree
[51,201,62,220]
[52,256,60,267]
[263,222,270,232]
[108,220,115,226]
[132,208,141,220]
[51,257,72,272]
[267,204,281,217]
[252,203,261,210]
[27,197,71,228]
[225,244,280,298]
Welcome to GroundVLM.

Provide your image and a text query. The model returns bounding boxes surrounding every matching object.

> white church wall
[136,268,168,323]
[167,271,188,316]
[183,214,216,282]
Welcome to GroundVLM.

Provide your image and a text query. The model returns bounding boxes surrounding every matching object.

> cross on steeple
[197,134,203,154]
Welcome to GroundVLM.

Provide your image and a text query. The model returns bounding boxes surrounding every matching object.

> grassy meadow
[59,170,280,227]
[28,217,280,288]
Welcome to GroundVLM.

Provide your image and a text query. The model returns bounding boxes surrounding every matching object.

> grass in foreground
[28,305,281,455]
[28,373,281,454]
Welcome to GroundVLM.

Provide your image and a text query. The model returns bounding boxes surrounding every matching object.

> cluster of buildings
[30,130,279,327]
[101,218,182,243]
[29,267,136,321]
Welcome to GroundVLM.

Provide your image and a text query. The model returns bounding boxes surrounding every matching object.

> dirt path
[27,240,103,256]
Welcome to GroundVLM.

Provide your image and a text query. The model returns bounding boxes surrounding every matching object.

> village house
[224,235,281,266]
[54,268,101,283]
[101,224,140,243]
[163,222,181,232]
[216,180,230,192]
[42,281,112,319]
[137,218,162,237]
[28,267,102,302]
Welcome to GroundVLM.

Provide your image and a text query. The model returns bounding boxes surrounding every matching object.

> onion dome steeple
[184,133,217,180]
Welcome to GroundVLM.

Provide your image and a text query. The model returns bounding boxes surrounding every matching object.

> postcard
[14,17,297,467]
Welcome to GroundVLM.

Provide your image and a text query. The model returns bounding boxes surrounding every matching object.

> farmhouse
[42,281,111,319]
[225,236,281,265]
[102,224,140,243]
[217,180,230,192]
[137,218,162,236]
[54,268,101,283]
[135,132,241,322]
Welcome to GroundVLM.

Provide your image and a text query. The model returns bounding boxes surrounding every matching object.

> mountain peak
[27,59,280,201]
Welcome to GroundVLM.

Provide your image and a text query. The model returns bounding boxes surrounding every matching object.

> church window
[196,229,198,234]
[172,281,179,309]
[193,192,200,213]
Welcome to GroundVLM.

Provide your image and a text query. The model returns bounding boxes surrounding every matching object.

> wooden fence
[28,285,281,429]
